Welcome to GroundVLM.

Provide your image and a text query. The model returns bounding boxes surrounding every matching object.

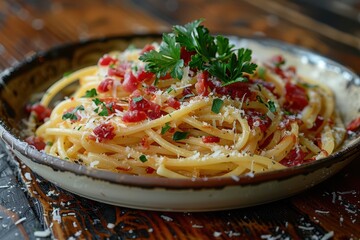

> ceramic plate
[0,35,359,211]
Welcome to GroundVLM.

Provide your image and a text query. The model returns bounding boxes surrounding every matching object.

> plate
[0,35,359,211]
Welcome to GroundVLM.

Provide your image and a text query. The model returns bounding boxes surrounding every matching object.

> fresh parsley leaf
[215,35,234,60]
[140,19,257,87]
[83,88,98,98]
[139,155,148,163]
[139,33,184,80]
[173,19,204,51]
[211,98,224,114]
[207,49,257,86]
[161,122,171,134]
[173,131,189,141]
[62,105,84,120]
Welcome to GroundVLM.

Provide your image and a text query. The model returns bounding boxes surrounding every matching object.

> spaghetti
[26,22,346,179]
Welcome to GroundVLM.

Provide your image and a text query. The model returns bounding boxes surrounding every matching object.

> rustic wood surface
[0,0,359,239]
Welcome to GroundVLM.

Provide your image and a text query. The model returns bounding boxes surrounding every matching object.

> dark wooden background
[0,0,359,239]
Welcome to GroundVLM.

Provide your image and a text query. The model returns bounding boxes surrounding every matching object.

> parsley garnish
[139,155,148,163]
[211,98,224,114]
[140,19,257,86]
[161,122,171,134]
[132,96,143,103]
[92,98,109,116]
[256,96,276,113]
[98,108,109,116]
[83,88,98,98]
[267,100,276,113]
[166,87,174,93]
[139,33,184,80]
[173,131,189,141]
[257,67,266,80]
[62,105,84,120]
[63,71,72,78]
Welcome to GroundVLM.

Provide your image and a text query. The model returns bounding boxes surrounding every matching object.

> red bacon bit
[97,78,114,93]
[279,148,310,167]
[160,72,172,80]
[180,47,195,66]
[27,103,52,122]
[129,96,162,120]
[202,136,220,143]
[92,123,116,141]
[122,110,147,123]
[122,72,139,93]
[146,104,162,120]
[140,44,155,55]
[141,136,150,149]
[182,87,193,97]
[246,109,271,132]
[167,97,181,110]
[195,71,210,96]
[101,98,124,113]
[25,136,46,151]
[108,63,130,78]
[145,85,158,94]
[98,55,117,66]
[146,167,156,174]
[270,55,285,67]
[346,116,360,132]
[284,82,308,112]
[137,71,154,83]
[116,166,131,172]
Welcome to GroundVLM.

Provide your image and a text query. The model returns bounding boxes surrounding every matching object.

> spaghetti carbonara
[26,21,346,179]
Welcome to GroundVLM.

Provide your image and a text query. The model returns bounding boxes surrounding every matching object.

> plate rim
[0,34,359,189]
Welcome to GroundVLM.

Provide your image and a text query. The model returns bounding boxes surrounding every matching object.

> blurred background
[0,0,359,72]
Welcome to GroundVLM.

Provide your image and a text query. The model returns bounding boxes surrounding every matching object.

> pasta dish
[26,20,346,178]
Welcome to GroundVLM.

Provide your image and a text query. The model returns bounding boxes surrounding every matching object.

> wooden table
[0,0,359,239]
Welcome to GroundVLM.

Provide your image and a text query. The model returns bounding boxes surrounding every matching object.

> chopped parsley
[211,98,224,114]
[62,105,84,120]
[63,71,72,78]
[139,155,148,163]
[166,87,175,93]
[161,122,171,134]
[173,131,189,141]
[267,100,276,113]
[257,67,266,79]
[92,98,109,116]
[83,88,98,98]
[132,96,143,103]
[256,96,276,113]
